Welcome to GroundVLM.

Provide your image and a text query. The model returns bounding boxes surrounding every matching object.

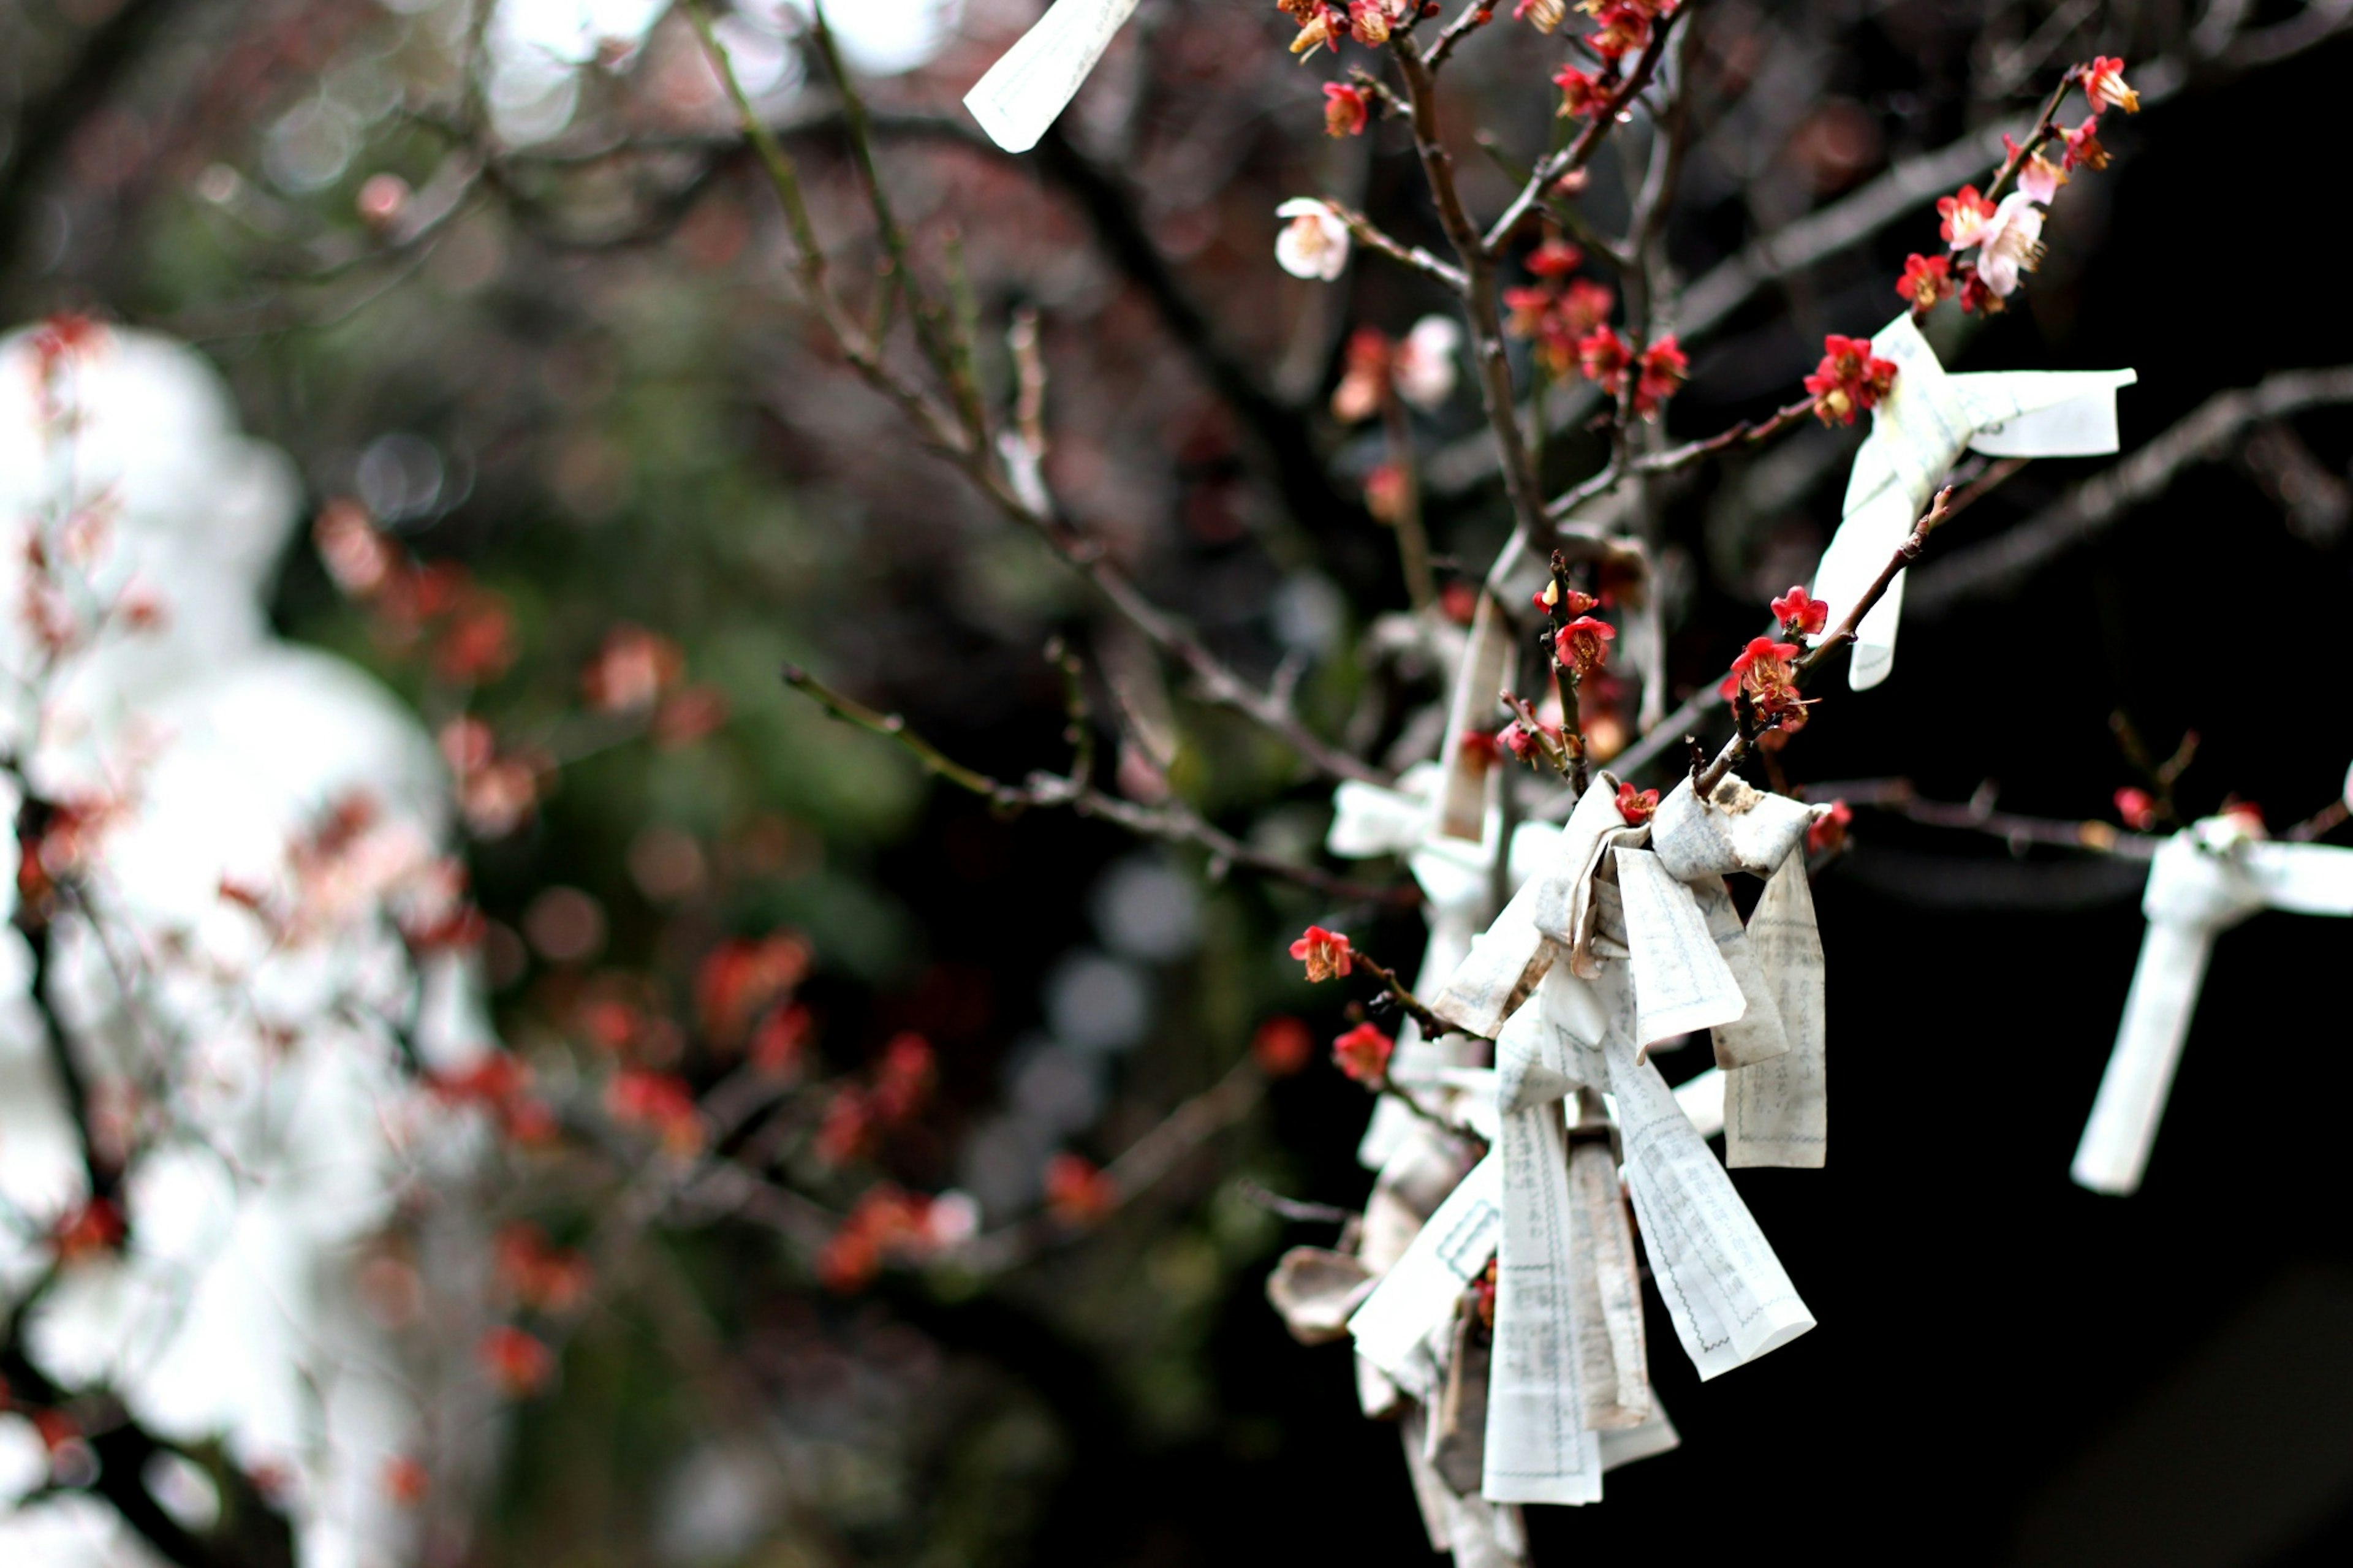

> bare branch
[1911,365,2353,614]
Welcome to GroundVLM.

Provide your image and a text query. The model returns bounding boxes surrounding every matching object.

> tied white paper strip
[1482,1099,1603,1506]
[1721,857,1827,1167]
[1605,1029,1814,1379]
[1567,1136,1651,1433]
[1615,845,1748,1044]
[2072,819,2353,1194]
[1350,1154,1504,1387]
[1647,776,1829,1167]
[1811,312,2135,690]
[963,0,1145,154]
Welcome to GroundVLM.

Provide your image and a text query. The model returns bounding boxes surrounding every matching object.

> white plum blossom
[1275,198,1351,281]
[1972,191,2046,297]
[1392,316,1463,411]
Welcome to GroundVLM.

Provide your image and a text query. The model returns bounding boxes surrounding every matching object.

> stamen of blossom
[1279,0,1340,56]
[1584,0,1655,61]
[1289,925,1354,982]
[1615,782,1660,825]
[1770,585,1830,638]
[1937,184,1997,249]
[1332,1021,1395,1084]
[1719,635,1804,716]
[1323,83,1369,137]
[1803,335,1898,426]
[1346,0,1401,46]
[1275,199,1351,280]
[1555,614,1615,676]
[1897,252,1952,311]
[2083,56,2139,113]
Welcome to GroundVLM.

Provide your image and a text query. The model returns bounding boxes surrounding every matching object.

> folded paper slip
[1811,312,2134,691]
[964,0,1145,153]
[2072,819,2353,1194]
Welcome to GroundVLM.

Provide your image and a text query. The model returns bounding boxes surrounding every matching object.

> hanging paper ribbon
[964,0,1145,153]
[1811,313,2135,690]
[2072,816,2353,1194]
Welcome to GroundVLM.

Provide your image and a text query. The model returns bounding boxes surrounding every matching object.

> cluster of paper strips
[1268,615,1841,1558]
[1809,312,2136,689]
[2072,814,2353,1194]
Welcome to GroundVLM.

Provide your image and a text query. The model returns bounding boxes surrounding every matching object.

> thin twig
[1693,485,1955,794]
[781,665,1414,906]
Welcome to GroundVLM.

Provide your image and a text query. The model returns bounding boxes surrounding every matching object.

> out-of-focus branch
[1910,365,2353,613]
[691,10,1383,785]
[0,0,195,290]
[1806,777,2161,857]
[1479,5,1700,254]
[1548,395,1817,520]
[955,1056,1268,1274]
[1392,39,1548,548]
[780,664,1414,907]
[0,1330,297,1568]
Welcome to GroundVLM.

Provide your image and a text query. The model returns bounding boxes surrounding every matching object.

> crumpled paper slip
[964,0,1144,153]
[2073,816,2353,1195]
[1811,312,2135,691]
[1266,1248,1376,1344]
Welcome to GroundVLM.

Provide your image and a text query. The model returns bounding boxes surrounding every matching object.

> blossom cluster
[1900,56,2137,315]
[1545,0,1681,116]
[1279,0,1412,57]
[1502,235,1686,415]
